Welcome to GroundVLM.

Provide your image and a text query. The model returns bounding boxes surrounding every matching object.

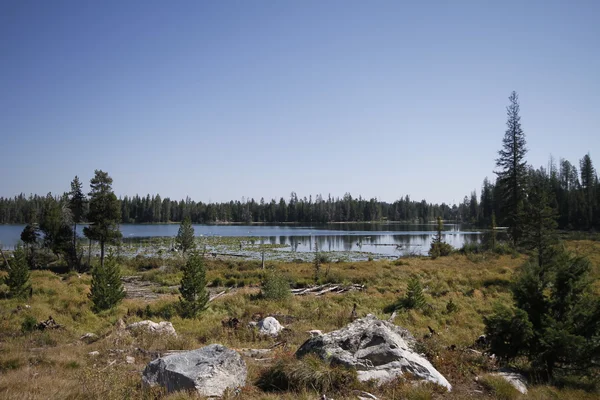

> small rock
[307,329,323,337]
[126,356,135,364]
[115,319,126,330]
[80,333,98,342]
[257,317,283,337]
[475,334,488,347]
[127,320,177,337]
[88,351,100,357]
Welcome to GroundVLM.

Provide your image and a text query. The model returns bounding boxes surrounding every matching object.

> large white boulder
[142,344,247,397]
[295,314,451,391]
[257,316,284,337]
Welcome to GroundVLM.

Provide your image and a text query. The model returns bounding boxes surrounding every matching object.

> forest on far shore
[1,152,597,231]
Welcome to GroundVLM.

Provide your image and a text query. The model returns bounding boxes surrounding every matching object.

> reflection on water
[256,231,481,257]
[0,223,482,256]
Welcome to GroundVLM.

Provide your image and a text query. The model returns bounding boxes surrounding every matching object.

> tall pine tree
[495,91,528,246]
[83,170,122,268]
[580,153,596,229]
[68,176,86,271]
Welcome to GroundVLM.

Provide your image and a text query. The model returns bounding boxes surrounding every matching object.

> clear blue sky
[1,0,598,205]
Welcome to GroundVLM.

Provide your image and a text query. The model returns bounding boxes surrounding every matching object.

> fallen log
[291,283,365,296]
[209,290,226,302]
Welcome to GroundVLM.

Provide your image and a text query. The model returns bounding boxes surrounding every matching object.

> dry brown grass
[0,241,598,399]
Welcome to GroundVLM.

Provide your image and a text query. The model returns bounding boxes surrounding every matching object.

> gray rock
[257,316,283,336]
[295,314,451,391]
[492,371,527,394]
[127,320,177,337]
[80,332,98,343]
[88,351,100,357]
[142,344,247,397]
[126,356,135,364]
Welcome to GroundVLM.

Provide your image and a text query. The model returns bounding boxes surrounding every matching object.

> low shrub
[429,242,453,259]
[0,358,22,372]
[494,242,515,255]
[21,315,38,333]
[445,299,459,313]
[461,242,485,254]
[479,374,520,400]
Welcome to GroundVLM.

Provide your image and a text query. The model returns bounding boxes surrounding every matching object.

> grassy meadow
[0,240,599,399]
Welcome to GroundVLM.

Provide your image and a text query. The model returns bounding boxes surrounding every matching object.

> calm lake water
[0,223,481,257]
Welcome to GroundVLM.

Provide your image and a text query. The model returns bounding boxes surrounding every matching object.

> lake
[0,223,482,258]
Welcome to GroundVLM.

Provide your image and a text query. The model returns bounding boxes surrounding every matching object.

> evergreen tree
[495,91,528,246]
[88,251,125,312]
[20,224,39,246]
[429,216,452,258]
[580,153,596,228]
[522,170,558,267]
[20,223,40,268]
[83,170,122,268]
[483,304,533,363]
[509,249,600,380]
[179,252,209,318]
[4,246,31,298]
[68,176,86,271]
[261,268,291,300]
[484,185,600,380]
[175,216,195,254]
[403,275,426,310]
[39,194,73,258]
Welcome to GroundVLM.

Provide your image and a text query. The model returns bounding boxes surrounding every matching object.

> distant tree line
[0,192,459,225]
[1,162,597,230]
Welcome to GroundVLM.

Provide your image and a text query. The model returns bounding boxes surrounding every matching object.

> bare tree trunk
[88,239,92,268]
[73,223,77,250]
[100,241,105,269]
[261,250,265,269]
